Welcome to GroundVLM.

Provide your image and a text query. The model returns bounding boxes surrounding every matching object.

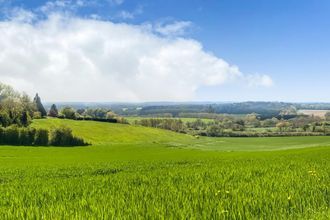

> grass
[125,116,214,124]
[0,118,329,219]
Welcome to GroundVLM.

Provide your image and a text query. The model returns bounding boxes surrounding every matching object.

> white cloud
[38,0,98,14]
[116,5,143,20]
[155,21,193,37]
[246,74,274,87]
[5,7,36,23]
[108,0,124,6]
[0,12,272,102]
[117,10,134,19]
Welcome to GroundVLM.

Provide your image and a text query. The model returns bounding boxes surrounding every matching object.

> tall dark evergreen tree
[20,111,29,127]
[33,93,47,117]
[48,104,59,117]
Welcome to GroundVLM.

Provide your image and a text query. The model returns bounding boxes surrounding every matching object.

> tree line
[0,126,88,146]
[134,113,330,137]
[48,105,128,124]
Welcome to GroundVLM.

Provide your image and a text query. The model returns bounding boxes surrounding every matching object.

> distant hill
[44,101,330,118]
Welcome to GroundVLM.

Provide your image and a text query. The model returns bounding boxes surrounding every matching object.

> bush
[33,112,42,119]
[19,128,36,145]
[50,126,88,146]
[19,128,31,145]
[60,107,77,119]
[4,126,20,145]
[0,127,4,145]
[34,129,49,146]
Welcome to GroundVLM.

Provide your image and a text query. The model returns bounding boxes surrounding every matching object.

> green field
[125,116,214,124]
[0,118,329,219]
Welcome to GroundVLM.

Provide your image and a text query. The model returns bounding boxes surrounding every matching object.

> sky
[0,0,329,102]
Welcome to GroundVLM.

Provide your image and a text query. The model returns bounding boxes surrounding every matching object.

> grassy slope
[0,119,329,218]
[125,116,214,124]
[33,118,330,152]
[1,118,329,167]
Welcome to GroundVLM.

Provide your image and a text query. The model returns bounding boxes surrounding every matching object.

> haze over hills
[44,101,330,117]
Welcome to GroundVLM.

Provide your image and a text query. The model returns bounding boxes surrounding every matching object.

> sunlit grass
[0,118,329,219]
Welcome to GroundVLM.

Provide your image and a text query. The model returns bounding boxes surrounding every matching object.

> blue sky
[0,0,329,102]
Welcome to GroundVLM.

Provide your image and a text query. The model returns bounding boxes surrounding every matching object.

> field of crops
[0,119,329,219]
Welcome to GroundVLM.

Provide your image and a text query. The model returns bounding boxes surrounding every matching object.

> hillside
[32,118,330,152]
[0,119,329,218]
[1,118,329,167]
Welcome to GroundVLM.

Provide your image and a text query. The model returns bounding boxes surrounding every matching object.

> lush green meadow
[125,116,214,124]
[0,119,329,219]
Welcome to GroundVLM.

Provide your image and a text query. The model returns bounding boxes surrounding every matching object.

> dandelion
[308,170,317,176]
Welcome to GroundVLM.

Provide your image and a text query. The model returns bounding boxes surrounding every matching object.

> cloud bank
[0,10,273,101]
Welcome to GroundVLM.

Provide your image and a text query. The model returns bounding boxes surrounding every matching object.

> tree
[0,83,36,127]
[60,107,76,119]
[206,124,223,137]
[244,113,261,128]
[276,121,291,132]
[106,111,117,119]
[0,110,11,127]
[20,93,36,118]
[325,112,330,121]
[33,93,47,117]
[48,104,59,117]
[20,111,30,127]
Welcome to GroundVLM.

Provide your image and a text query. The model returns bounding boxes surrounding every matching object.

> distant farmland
[298,109,330,118]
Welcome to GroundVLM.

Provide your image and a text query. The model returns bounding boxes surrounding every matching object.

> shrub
[0,127,4,144]
[0,126,87,147]
[4,126,20,145]
[19,128,36,145]
[34,129,49,146]
[19,128,30,145]
[33,112,42,119]
[50,126,88,146]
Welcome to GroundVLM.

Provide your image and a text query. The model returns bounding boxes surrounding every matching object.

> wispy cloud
[38,0,94,14]
[155,21,193,37]
[116,5,143,20]
[108,0,125,6]
[246,74,274,87]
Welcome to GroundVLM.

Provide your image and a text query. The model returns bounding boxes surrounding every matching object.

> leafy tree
[325,112,330,121]
[20,93,36,118]
[0,110,11,127]
[33,93,47,117]
[106,111,117,119]
[60,107,76,119]
[276,121,291,132]
[0,85,35,127]
[206,124,223,137]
